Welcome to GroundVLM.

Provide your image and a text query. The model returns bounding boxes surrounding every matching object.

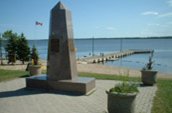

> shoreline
[0,60,172,79]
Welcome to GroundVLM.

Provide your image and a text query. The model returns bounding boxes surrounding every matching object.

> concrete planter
[141,70,157,85]
[29,65,42,76]
[106,91,137,113]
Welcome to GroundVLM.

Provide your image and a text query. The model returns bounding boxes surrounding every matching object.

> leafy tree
[2,30,17,40]
[5,33,18,64]
[2,30,30,65]
[0,33,3,65]
[17,33,30,64]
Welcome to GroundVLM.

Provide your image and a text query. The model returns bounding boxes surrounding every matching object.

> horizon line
[27,36,172,40]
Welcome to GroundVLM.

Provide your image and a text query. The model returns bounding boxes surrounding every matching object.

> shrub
[109,82,139,94]
[31,45,39,65]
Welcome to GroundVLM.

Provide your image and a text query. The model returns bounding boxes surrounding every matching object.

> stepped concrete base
[26,74,96,95]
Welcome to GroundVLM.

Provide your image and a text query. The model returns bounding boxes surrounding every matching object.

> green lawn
[152,79,172,113]
[79,72,140,82]
[0,69,172,113]
[0,69,29,82]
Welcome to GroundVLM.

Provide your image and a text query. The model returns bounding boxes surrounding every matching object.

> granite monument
[26,2,95,95]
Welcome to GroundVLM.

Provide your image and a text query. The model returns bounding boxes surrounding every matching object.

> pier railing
[79,49,153,63]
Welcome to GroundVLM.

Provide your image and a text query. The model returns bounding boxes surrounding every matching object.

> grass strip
[0,69,28,82]
[152,79,172,113]
[79,72,140,82]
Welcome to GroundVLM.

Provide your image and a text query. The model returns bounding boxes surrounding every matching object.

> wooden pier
[79,49,153,63]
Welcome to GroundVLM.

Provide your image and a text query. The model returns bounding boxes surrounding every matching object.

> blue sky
[0,0,172,39]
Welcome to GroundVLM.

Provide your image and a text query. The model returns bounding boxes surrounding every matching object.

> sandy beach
[0,60,171,79]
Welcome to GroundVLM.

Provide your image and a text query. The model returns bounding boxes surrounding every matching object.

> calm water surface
[28,38,172,74]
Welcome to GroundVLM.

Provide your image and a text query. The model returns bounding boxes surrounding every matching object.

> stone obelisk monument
[47,2,77,81]
[26,2,95,95]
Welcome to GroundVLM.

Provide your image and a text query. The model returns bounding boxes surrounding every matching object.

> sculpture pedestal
[26,74,96,95]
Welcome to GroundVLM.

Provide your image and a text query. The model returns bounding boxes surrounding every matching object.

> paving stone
[0,79,157,113]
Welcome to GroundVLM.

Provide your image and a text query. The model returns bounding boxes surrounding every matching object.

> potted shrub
[141,51,157,85]
[28,45,42,76]
[106,81,139,113]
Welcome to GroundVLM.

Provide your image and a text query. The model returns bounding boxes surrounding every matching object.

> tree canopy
[17,33,30,64]
[2,30,30,64]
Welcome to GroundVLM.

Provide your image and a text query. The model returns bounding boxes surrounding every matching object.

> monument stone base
[26,74,96,95]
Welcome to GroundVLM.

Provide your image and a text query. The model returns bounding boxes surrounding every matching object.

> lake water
[28,38,172,74]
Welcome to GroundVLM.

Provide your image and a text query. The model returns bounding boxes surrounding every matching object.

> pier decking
[79,50,153,63]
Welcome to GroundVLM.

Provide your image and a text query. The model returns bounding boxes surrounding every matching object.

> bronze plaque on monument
[68,39,75,52]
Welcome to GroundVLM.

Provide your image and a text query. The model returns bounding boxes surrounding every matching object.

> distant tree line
[1,30,30,64]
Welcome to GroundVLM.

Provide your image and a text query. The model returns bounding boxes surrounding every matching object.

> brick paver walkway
[0,78,157,113]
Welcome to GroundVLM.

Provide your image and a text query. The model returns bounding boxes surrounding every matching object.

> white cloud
[141,11,159,16]
[158,12,172,18]
[167,0,172,7]
[95,26,101,29]
[106,27,115,31]
[147,23,160,26]
[142,10,172,18]
[95,26,116,31]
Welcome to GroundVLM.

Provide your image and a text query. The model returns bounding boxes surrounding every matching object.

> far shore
[0,60,172,79]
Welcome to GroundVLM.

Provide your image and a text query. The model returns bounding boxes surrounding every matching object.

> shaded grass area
[0,70,172,113]
[0,69,29,82]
